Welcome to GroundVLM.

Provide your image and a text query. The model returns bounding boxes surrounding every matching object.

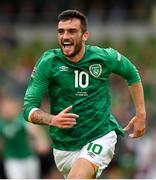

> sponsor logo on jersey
[87,151,95,158]
[59,66,69,71]
[89,64,102,78]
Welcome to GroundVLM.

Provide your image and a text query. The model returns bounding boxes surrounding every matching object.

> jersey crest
[89,64,102,78]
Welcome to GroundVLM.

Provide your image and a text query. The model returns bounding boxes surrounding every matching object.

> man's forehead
[58,18,81,28]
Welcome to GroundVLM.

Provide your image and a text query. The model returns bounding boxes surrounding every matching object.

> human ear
[83,31,89,41]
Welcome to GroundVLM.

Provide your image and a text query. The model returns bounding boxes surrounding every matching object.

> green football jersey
[24,45,141,150]
[0,113,33,158]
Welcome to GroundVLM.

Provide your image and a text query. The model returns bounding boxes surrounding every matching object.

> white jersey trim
[28,108,40,122]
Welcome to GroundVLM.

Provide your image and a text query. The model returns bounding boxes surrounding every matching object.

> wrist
[136,111,146,119]
[49,115,55,126]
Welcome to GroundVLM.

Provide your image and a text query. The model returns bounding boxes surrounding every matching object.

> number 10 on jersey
[74,70,89,88]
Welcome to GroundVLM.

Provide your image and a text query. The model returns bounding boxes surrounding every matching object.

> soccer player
[23,10,146,179]
[0,97,40,179]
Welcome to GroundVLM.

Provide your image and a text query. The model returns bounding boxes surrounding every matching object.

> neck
[66,44,85,63]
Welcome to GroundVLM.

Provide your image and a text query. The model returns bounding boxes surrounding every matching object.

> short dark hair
[57,10,88,33]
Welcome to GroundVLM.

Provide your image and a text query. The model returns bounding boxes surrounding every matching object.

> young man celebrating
[23,10,146,179]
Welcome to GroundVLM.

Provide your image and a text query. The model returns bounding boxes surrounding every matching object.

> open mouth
[63,41,73,49]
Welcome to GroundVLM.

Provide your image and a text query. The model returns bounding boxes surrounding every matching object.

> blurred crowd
[0,0,155,25]
[0,0,156,179]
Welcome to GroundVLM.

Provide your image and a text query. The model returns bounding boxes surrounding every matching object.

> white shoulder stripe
[117,52,122,61]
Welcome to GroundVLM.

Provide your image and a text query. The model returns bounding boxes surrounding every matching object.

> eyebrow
[57,28,78,31]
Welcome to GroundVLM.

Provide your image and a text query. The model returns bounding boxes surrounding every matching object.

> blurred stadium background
[0,0,156,179]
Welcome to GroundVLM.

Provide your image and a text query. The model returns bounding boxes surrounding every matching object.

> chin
[63,51,73,57]
[65,53,76,58]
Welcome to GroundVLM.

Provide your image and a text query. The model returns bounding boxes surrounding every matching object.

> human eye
[69,29,77,34]
[58,29,64,35]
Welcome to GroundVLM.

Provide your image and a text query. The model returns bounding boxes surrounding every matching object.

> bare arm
[29,106,79,128]
[124,82,146,138]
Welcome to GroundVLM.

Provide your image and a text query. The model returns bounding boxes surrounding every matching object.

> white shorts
[4,156,40,179]
[53,131,117,178]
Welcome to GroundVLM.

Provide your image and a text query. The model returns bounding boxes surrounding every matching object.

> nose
[62,31,70,39]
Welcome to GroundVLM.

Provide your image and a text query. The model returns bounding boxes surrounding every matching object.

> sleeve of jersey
[23,55,51,121]
[109,48,141,85]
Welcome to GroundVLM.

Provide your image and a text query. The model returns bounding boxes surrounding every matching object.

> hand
[124,115,146,138]
[51,106,79,128]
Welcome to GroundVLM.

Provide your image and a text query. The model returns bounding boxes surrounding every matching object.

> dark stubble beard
[60,39,83,58]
